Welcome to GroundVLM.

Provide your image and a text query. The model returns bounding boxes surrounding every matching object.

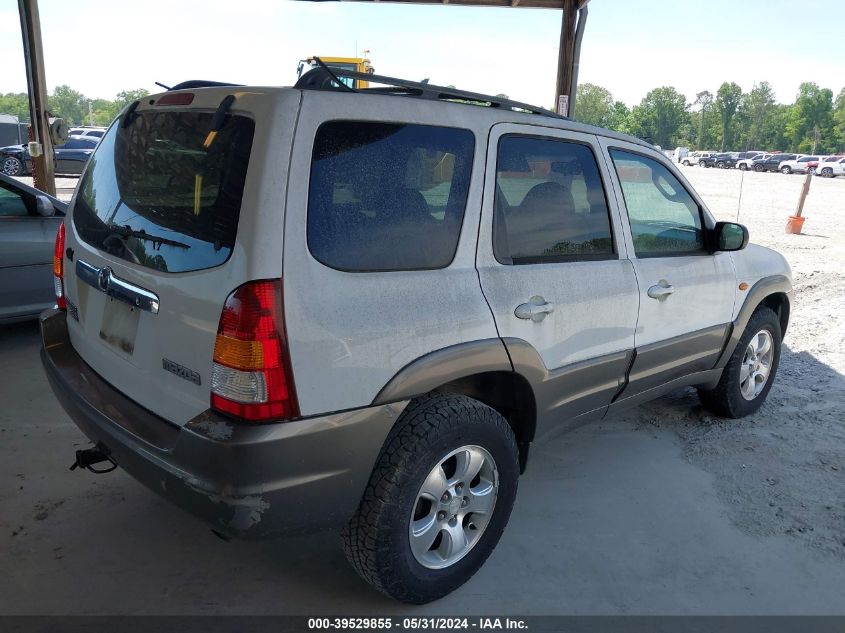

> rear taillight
[210,280,299,422]
[53,223,66,310]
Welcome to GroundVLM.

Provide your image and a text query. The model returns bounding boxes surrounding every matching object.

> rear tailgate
[61,87,301,426]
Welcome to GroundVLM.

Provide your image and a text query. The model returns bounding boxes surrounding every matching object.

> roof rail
[294,67,564,120]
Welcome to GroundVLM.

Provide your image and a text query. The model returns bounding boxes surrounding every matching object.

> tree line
[574,81,845,154]
[0,85,150,129]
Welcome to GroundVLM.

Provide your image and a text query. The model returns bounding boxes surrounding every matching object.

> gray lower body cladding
[39,309,406,539]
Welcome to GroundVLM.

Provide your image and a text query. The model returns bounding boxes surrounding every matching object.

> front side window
[610,149,704,256]
[307,121,474,272]
[493,136,614,264]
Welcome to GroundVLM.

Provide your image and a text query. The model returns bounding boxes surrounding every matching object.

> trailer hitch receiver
[69,443,117,474]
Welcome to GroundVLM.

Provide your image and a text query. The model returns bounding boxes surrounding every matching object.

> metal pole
[555,0,587,118]
[18,0,55,195]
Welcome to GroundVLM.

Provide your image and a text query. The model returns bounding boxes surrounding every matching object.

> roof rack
[294,67,565,120]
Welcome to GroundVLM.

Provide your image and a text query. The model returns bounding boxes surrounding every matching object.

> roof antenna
[155,81,172,90]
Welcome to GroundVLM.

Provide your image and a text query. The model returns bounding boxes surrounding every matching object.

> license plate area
[99,298,140,354]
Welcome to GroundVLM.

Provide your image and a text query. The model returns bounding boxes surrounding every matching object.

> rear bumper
[40,309,406,539]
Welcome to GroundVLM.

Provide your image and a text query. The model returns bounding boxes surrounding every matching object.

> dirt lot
[0,167,843,615]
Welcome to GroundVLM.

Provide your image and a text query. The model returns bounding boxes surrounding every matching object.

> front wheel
[342,392,519,604]
[717,161,726,169]
[821,167,834,178]
[699,160,707,167]
[781,166,792,174]
[698,306,781,418]
[739,163,748,171]
[754,164,764,172]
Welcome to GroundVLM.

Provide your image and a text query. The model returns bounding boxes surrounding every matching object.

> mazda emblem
[98,267,111,292]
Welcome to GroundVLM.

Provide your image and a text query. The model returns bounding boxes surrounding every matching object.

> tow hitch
[69,443,117,474]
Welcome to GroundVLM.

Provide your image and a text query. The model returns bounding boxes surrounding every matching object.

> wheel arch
[372,338,538,473]
[715,276,792,369]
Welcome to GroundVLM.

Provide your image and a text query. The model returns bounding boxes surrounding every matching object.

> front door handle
[515,296,555,322]
[647,281,674,301]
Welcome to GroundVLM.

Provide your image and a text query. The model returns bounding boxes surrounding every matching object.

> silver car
[0,173,66,323]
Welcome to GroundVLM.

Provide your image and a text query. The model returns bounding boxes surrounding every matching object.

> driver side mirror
[713,221,749,252]
[35,194,56,217]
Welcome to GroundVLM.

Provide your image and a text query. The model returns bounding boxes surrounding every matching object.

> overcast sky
[1,0,843,109]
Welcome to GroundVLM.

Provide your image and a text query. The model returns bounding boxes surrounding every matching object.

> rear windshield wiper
[107,224,191,250]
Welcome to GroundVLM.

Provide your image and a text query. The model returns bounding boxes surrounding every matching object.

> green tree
[573,83,614,128]
[715,82,742,151]
[692,90,713,148]
[833,88,845,153]
[48,85,88,125]
[740,81,776,150]
[607,100,631,134]
[786,82,833,153]
[627,86,688,149]
[0,92,31,122]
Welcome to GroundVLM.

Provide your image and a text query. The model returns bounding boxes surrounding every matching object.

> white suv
[815,156,845,177]
[40,69,793,604]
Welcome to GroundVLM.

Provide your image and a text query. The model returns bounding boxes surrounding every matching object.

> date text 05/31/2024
[307,618,529,630]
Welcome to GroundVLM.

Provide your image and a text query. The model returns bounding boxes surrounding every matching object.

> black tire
[739,163,748,171]
[717,161,726,169]
[754,164,764,172]
[821,167,833,178]
[699,160,707,167]
[698,306,782,418]
[341,392,519,604]
[781,166,791,174]
[2,156,23,176]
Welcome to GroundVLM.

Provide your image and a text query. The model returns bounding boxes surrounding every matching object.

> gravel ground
[630,166,845,560]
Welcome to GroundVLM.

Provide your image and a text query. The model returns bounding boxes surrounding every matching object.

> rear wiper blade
[107,224,190,250]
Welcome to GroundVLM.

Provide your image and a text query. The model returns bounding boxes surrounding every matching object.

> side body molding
[372,338,514,405]
[715,274,793,369]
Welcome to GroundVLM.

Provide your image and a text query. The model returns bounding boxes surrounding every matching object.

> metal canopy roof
[339,0,588,7]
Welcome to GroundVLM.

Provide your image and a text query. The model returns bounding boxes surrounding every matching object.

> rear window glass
[73,110,255,273]
[307,121,474,272]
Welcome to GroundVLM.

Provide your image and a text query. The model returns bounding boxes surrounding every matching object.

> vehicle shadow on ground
[608,343,845,562]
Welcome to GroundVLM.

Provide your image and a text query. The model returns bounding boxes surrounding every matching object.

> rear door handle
[647,281,674,301]
[515,296,555,322]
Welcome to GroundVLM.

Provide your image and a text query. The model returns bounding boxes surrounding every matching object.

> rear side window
[73,111,255,273]
[307,121,474,272]
[493,136,614,264]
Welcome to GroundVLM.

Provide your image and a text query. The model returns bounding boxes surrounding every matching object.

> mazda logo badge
[98,267,111,292]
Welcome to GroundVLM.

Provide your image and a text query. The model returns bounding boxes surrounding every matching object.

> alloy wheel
[740,330,774,401]
[409,445,498,570]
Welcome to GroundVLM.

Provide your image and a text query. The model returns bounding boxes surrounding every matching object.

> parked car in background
[752,153,797,172]
[681,151,715,166]
[68,127,106,140]
[737,153,770,170]
[673,146,689,163]
[778,155,819,174]
[702,152,738,169]
[0,172,66,323]
[815,156,845,178]
[0,136,98,176]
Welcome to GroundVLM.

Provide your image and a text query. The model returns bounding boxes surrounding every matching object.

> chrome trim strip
[76,259,160,314]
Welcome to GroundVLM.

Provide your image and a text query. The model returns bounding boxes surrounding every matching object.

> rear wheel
[342,392,519,604]
[739,163,748,171]
[717,161,726,168]
[699,160,707,167]
[2,156,23,176]
[821,167,834,177]
[698,306,781,418]
[754,164,764,172]
[781,166,792,174]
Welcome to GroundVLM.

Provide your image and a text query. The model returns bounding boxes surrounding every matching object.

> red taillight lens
[210,280,299,422]
[53,223,66,310]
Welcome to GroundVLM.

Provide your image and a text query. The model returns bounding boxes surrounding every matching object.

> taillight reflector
[210,280,299,422]
[53,223,66,310]
[156,92,194,106]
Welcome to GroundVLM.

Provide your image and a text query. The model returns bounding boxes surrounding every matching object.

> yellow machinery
[297,56,374,90]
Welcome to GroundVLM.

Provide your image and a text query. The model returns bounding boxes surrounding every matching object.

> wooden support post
[785,173,812,234]
[18,0,55,196]
[795,173,812,217]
